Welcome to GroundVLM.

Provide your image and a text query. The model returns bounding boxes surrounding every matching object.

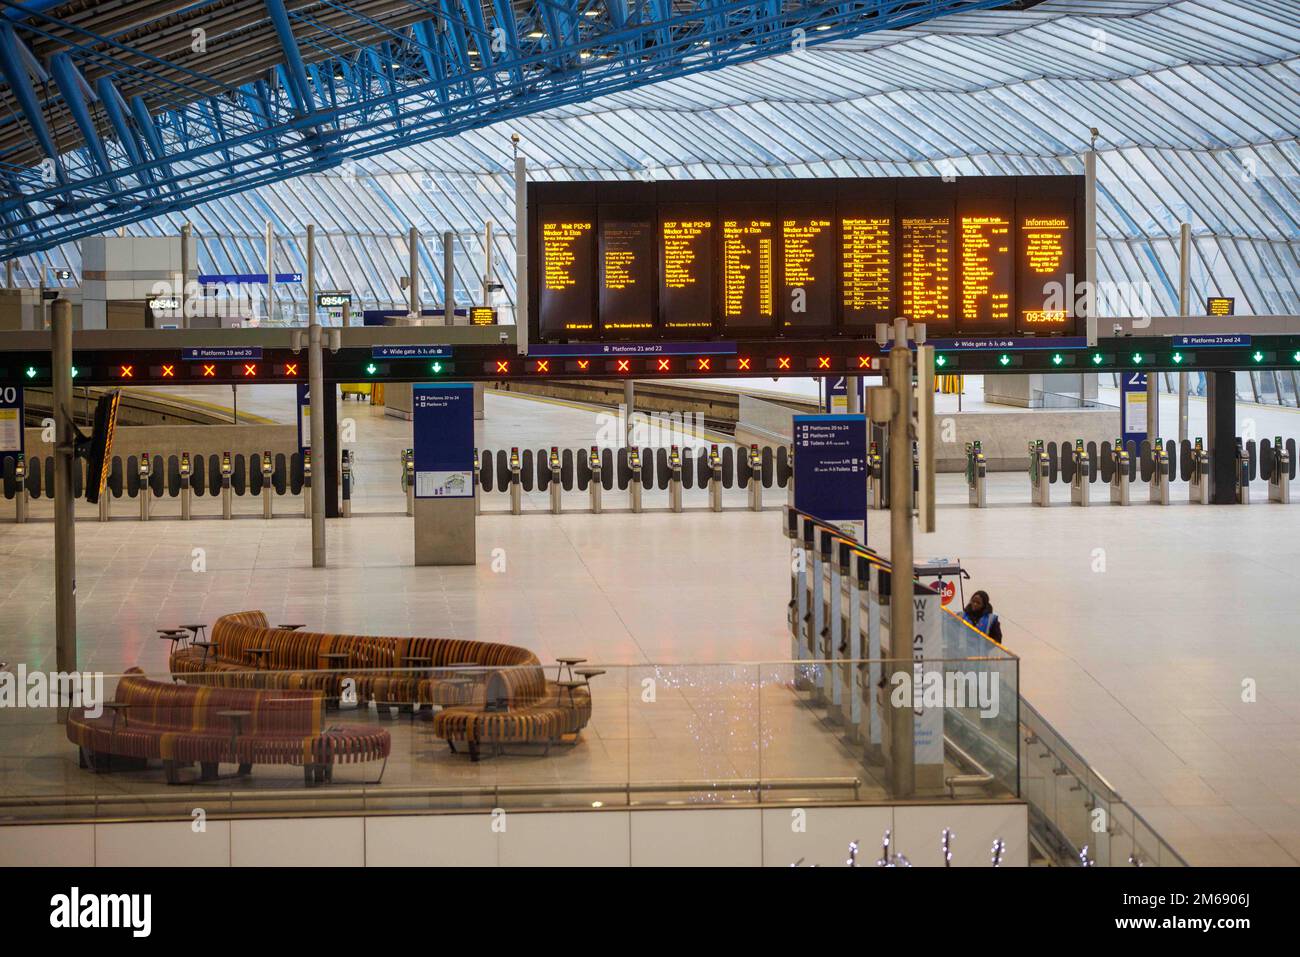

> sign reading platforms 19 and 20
[528,176,1086,342]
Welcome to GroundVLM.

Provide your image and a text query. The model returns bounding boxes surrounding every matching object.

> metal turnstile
[508,447,522,515]
[1150,439,1170,505]
[180,452,192,520]
[745,444,763,511]
[707,444,722,512]
[1235,441,1252,505]
[965,441,987,508]
[668,445,683,513]
[403,448,416,516]
[628,447,644,513]
[1070,440,1090,507]
[548,447,563,514]
[260,450,274,519]
[341,450,353,518]
[302,451,312,518]
[1189,439,1210,505]
[138,452,152,521]
[587,447,602,513]
[1109,440,1130,506]
[867,442,884,510]
[1269,437,1291,504]
[1029,440,1050,507]
[221,452,233,519]
[14,454,27,523]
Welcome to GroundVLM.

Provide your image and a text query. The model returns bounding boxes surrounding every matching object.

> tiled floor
[2,388,1298,864]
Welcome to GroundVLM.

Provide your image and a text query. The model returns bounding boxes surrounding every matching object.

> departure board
[720,208,775,331]
[528,176,1085,342]
[659,206,715,333]
[781,206,836,330]
[537,205,596,338]
[599,212,655,335]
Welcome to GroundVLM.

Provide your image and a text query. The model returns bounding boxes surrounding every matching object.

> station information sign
[530,176,1085,342]
[1206,296,1235,317]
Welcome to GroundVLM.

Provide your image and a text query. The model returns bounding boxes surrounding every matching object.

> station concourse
[0,0,1297,901]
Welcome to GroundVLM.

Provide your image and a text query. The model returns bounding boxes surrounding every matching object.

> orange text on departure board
[542,221,592,291]
[1021,217,1067,274]
[841,217,892,311]
[960,215,1011,324]
[900,217,951,322]
[662,220,711,289]
[722,219,773,317]
[783,219,831,287]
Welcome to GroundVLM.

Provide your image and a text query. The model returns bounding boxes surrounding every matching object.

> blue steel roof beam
[198,96,235,173]
[128,95,181,200]
[263,0,318,119]
[366,44,403,128]
[411,20,452,107]
[451,0,499,86]
[47,53,114,190]
[0,21,64,185]
[437,0,477,92]
[491,0,525,85]
[93,76,155,199]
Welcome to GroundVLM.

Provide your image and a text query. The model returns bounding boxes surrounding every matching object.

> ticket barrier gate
[784,508,805,666]
[548,447,563,514]
[179,453,193,520]
[1269,437,1291,504]
[509,447,522,515]
[1109,440,1130,506]
[867,442,884,510]
[1150,439,1170,505]
[965,441,987,508]
[668,445,683,513]
[628,447,644,513]
[587,447,603,514]
[745,444,763,511]
[260,451,274,519]
[341,450,353,518]
[707,444,723,512]
[1070,440,1090,507]
[1029,441,1050,507]
[138,452,152,521]
[14,454,26,524]
[1189,439,1210,505]
[1235,442,1252,505]
[221,453,233,519]
[302,451,312,518]
[402,449,416,516]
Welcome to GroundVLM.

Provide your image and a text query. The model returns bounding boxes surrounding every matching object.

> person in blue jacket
[962,590,1003,643]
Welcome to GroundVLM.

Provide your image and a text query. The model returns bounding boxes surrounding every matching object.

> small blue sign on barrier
[0,384,22,456]
[1121,372,1148,443]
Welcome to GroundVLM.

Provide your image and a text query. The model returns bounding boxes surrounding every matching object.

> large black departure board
[528,176,1086,342]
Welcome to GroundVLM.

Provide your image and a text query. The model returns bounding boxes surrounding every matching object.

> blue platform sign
[371,345,453,359]
[412,383,475,498]
[794,414,867,541]
[198,272,302,284]
[824,375,864,413]
[1121,372,1148,443]
[182,347,263,361]
[0,384,23,457]
[528,340,737,358]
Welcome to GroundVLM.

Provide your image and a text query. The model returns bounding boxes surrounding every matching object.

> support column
[443,230,454,325]
[264,220,275,322]
[887,318,914,799]
[180,222,191,329]
[408,226,420,319]
[52,299,77,710]
[624,380,634,447]
[1177,223,1191,444]
[1206,370,1236,505]
[514,150,528,355]
[307,225,326,566]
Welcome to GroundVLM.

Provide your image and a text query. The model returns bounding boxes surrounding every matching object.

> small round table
[574,668,606,685]
[180,624,207,644]
[190,641,217,666]
[555,657,587,682]
[276,623,306,631]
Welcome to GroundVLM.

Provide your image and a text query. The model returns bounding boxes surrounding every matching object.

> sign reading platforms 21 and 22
[529,176,1085,342]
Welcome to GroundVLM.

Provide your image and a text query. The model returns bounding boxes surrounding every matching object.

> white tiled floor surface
[3,388,1299,865]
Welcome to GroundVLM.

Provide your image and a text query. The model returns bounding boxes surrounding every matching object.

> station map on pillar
[530,176,1083,342]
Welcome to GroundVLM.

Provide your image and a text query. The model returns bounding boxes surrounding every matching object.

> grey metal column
[887,317,914,798]
[1177,223,1191,444]
[408,226,420,319]
[514,149,528,355]
[624,380,634,447]
[265,220,275,322]
[846,376,861,414]
[341,300,350,328]
[443,230,455,324]
[1085,138,1099,346]
[482,220,494,305]
[52,299,77,704]
[308,225,326,567]
[180,222,191,329]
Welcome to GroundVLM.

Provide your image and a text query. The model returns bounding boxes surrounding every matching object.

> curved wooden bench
[66,668,390,785]
[432,666,593,761]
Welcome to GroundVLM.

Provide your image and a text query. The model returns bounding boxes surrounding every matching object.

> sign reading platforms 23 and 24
[529,176,1086,342]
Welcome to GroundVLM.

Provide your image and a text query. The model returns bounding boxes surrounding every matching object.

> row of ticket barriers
[951,436,1294,508]
[402,443,793,515]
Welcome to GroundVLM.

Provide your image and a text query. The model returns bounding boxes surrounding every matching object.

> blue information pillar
[412,383,476,564]
[793,414,868,544]
[1120,372,1148,444]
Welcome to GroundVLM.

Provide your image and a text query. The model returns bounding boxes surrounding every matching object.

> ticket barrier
[14,454,26,524]
[341,450,353,518]
[587,447,603,514]
[628,447,644,513]
[707,444,723,513]
[1109,439,1130,506]
[1029,440,1050,507]
[1070,440,1090,507]
[840,549,867,742]
[745,444,763,511]
[221,452,233,519]
[802,518,824,691]
[302,451,312,518]
[138,452,152,521]
[867,442,884,510]
[668,445,683,513]
[1269,437,1291,504]
[784,508,805,664]
[965,441,987,508]
[508,447,522,515]
[180,453,193,520]
[819,535,851,721]
[1150,439,1170,505]
[260,451,274,519]
[548,447,563,514]
[402,448,416,516]
[1235,441,1252,505]
[1189,439,1210,505]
